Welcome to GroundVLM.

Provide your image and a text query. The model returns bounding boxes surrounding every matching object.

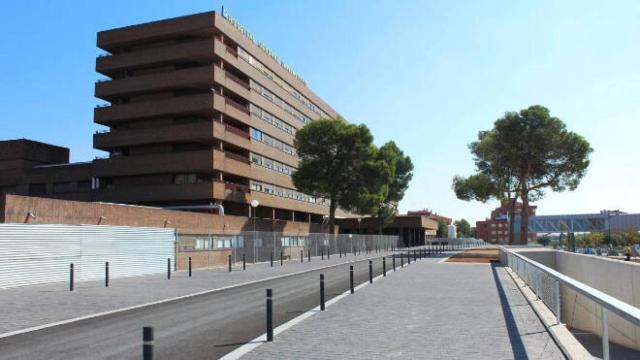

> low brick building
[475,200,536,245]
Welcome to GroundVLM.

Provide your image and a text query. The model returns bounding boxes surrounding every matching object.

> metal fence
[426,237,487,247]
[502,247,640,360]
[177,232,399,266]
[0,224,176,289]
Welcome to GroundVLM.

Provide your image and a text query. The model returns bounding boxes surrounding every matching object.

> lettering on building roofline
[221,8,307,85]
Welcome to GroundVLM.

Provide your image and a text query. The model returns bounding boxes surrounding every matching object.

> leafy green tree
[538,236,551,247]
[374,141,414,233]
[456,105,592,244]
[292,117,393,231]
[436,219,448,238]
[454,218,472,238]
[453,160,520,244]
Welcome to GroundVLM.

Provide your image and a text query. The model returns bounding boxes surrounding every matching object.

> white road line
[220,256,415,360]
[0,253,393,340]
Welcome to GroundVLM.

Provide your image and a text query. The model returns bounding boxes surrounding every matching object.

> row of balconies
[95,37,321,123]
[92,148,295,189]
[93,113,297,169]
[91,179,328,215]
[92,180,246,204]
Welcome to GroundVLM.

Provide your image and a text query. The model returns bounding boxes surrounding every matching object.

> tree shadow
[491,263,529,360]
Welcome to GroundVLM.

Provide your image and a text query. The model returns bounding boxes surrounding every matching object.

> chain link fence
[176,232,399,270]
[426,237,488,247]
[505,250,562,323]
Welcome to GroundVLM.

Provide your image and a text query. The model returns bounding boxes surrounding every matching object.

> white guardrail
[502,247,640,360]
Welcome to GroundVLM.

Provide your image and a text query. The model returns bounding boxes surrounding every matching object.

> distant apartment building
[0,10,348,223]
[476,200,537,244]
[406,209,452,225]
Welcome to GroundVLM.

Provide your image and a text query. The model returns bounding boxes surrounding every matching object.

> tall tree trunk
[520,191,529,245]
[328,196,337,234]
[508,194,518,245]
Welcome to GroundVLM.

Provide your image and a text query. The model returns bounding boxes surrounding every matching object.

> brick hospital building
[0,10,353,224]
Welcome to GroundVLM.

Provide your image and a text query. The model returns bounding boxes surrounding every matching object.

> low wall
[555,251,640,350]
[0,194,335,235]
[505,248,640,350]
[176,249,232,270]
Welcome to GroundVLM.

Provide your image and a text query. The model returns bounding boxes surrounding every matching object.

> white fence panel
[0,224,176,288]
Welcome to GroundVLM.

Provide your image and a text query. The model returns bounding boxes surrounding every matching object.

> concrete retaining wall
[507,249,640,350]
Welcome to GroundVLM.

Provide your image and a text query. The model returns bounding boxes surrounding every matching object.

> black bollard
[401,253,404,267]
[266,289,273,342]
[414,250,417,262]
[143,326,154,360]
[228,254,232,272]
[383,257,386,277]
[407,252,411,265]
[70,263,74,291]
[321,249,324,260]
[350,265,354,294]
[105,261,109,287]
[320,274,325,311]
[308,250,311,262]
[393,255,396,272]
[280,251,283,266]
[300,250,303,263]
[167,258,171,280]
[243,254,246,270]
[327,248,330,260]
[188,257,192,277]
[369,260,373,284]
[270,252,274,267]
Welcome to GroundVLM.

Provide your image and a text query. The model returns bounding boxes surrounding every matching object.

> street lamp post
[357,218,363,252]
[251,200,259,262]
[349,234,353,255]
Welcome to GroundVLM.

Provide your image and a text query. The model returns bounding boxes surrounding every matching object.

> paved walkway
[0,250,394,334]
[242,257,565,359]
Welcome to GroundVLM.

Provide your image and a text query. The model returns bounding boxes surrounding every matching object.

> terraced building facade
[0,11,345,222]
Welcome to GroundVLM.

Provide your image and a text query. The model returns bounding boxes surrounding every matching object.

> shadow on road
[491,263,529,360]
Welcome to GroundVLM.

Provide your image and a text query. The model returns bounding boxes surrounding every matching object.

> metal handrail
[504,248,640,327]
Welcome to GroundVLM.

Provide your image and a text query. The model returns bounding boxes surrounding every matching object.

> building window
[28,183,47,196]
[52,182,75,194]
[250,128,263,141]
[173,173,203,184]
[77,180,92,192]
[196,238,211,250]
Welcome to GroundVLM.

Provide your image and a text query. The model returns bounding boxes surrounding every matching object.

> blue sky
[1,1,639,222]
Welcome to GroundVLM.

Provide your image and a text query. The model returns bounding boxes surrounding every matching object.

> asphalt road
[0,254,405,360]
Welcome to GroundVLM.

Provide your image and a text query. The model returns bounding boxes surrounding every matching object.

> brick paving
[0,250,393,334]
[242,258,565,360]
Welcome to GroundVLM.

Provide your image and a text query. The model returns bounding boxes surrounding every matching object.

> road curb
[220,254,425,360]
[0,252,395,340]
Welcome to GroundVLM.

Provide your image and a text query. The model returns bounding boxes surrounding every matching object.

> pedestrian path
[0,250,395,335]
[241,257,565,359]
